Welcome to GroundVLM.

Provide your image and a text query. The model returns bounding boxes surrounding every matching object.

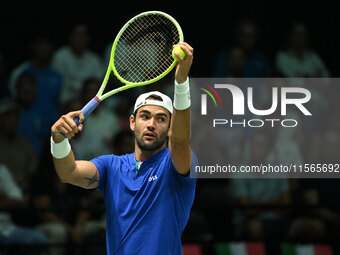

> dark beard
[135,134,167,151]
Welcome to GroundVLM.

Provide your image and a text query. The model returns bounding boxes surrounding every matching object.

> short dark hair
[146,94,163,101]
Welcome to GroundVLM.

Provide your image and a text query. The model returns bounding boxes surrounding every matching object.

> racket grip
[74,97,101,125]
[61,97,101,138]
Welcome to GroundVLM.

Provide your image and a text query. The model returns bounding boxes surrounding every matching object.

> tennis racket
[71,11,183,126]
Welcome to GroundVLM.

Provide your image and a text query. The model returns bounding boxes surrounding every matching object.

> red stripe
[314,245,333,255]
[246,242,266,255]
[203,83,223,106]
[182,243,203,255]
[94,96,101,103]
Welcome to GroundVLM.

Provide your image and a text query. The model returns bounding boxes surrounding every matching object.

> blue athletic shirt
[90,146,197,255]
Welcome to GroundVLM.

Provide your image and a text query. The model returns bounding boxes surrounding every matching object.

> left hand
[173,42,193,84]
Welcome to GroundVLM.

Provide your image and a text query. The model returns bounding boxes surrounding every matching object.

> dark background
[1,0,339,77]
[1,1,340,254]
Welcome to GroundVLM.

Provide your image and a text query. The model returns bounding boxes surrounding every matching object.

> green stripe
[215,242,232,255]
[281,243,296,255]
[200,88,217,106]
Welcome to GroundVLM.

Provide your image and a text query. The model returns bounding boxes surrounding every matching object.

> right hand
[51,111,84,142]
[173,42,194,84]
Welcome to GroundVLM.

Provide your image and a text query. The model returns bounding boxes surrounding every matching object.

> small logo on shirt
[148,175,158,182]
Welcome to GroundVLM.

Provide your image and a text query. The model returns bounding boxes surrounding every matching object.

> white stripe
[296,245,315,255]
[229,242,247,255]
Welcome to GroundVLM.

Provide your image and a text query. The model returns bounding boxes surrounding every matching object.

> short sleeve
[90,155,114,192]
[171,150,198,187]
[310,51,330,77]
[275,51,291,77]
[0,164,23,200]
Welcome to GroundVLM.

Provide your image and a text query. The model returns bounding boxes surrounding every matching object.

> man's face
[70,24,89,53]
[0,109,19,136]
[34,39,53,62]
[17,81,37,107]
[130,105,171,151]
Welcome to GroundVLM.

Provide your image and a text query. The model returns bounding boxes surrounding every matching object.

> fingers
[178,42,194,60]
[178,42,193,54]
[51,111,84,140]
[64,111,84,134]
[70,110,85,124]
[78,124,83,132]
[173,42,193,61]
[52,120,73,140]
[57,125,70,137]
[173,51,183,61]
[173,42,193,84]
[62,115,78,135]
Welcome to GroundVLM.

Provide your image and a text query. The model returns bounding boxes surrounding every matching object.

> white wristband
[50,136,71,159]
[174,77,191,110]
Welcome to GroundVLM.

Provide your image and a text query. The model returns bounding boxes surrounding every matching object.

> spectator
[231,128,292,240]
[70,78,119,160]
[30,162,94,255]
[0,97,37,194]
[0,164,47,251]
[110,129,134,156]
[214,45,270,108]
[114,96,133,130]
[52,22,104,103]
[8,35,63,130]
[243,112,304,169]
[275,23,330,139]
[14,72,48,157]
[226,46,247,78]
[290,128,340,243]
[275,22,330,78]
[213,19,271,77]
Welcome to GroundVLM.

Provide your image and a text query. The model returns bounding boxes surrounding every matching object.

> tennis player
[50,42,197,254]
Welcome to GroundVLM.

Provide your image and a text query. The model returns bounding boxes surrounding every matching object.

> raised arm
[51,111,99,189]
[168,42,194,175]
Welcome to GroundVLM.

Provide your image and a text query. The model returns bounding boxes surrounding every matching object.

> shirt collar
[131,146,168,165]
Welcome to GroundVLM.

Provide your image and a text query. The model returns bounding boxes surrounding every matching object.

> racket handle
[61,97,101,138]
[75,97,101,124]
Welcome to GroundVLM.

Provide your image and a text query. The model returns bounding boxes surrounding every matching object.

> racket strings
[119,16,176,77]
[114,13,180,83]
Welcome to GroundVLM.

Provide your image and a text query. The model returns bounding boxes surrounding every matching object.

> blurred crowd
[189,18,340,249]
[0,18,339,254]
